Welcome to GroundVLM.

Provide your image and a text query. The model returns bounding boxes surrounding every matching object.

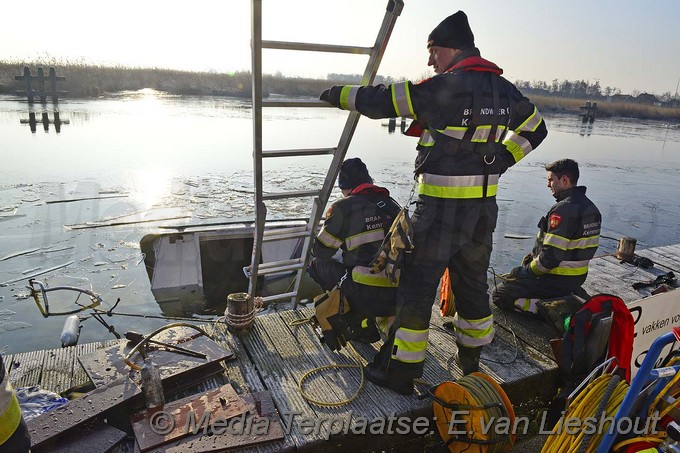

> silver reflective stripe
[517,107,543,132]
[558,259,591,269]
[419,173,500,188]
[514,298,539,314]
[471,126,491,142]
[503,130,533,156]
[437,126,467,140]
[452,313,495,348]
[543,234,600,250]
[453,315,493,332]
[347,86,360,110]
[391,82,416,118]
[470,125,505,143]
[392,328,429,363]
[532,257,550,274]
[345,229,385,251]
[316,228,342,249]
[419,130,435,147]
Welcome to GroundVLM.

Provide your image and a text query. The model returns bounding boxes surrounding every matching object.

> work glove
[370,209,414,283]
[509,265,534,279]
[521,253,533,266]
[319,86,343,107]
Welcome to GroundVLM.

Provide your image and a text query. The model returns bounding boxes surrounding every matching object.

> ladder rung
[262,40,372,55]
[262,147,335,158]
[262,99,333,108]
[257,259,304,275]
[260,291,299,304]
[263,190,320,200]
[263,229,310,242]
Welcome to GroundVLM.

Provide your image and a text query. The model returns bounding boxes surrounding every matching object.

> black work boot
[363,363,413,395]
[456,343,482,375]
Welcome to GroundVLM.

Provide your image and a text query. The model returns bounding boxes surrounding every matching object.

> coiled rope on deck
[289,316,365,407]
[541,374,629,453]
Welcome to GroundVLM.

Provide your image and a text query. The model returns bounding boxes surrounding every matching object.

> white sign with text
[627,290,680,379]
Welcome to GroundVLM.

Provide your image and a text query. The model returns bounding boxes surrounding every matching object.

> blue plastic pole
[597,331,678,453]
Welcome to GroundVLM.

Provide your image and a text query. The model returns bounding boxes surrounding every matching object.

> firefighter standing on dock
[320,11,547,394]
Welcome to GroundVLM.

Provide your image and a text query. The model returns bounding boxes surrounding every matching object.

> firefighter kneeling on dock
[492,159,602,318]
[308,158,400,350]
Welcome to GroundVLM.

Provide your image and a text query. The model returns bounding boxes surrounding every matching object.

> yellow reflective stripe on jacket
[392,327,428,363]
[391,82,417,119]
[345,229,385,251]
[437,126,467,140]
[339,85,361,110]
[418,129,435,147]
[531,258,590,276]
[517,106,543,132]
[0,373,22,445]
[316,228,342,249]
[352,266,399,287]
[543,233,600,251]
[452,314,494,347]
[417,173,499,199]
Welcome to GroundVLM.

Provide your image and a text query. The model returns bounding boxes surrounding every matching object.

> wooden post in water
[37,67,47,104]
[49,67,60,103]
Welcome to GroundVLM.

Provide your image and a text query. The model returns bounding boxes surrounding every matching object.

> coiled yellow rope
[541,374,629,453]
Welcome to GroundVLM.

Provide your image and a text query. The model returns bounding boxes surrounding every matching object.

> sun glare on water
[132,168,173,209]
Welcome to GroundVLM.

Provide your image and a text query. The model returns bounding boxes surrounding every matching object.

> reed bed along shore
[2,61,679,122]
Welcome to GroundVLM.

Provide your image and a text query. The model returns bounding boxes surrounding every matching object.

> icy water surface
[1,92,680,353]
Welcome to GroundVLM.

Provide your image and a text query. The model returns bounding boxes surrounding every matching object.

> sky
[1,0,679,96]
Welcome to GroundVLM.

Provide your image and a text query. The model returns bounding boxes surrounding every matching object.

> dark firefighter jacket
[527,186,602,278]
[313,184,400,287]
[321,48,548,200]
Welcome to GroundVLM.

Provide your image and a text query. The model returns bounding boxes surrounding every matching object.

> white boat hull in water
[140,220,323,314]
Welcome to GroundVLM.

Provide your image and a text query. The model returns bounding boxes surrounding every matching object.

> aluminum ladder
[247,0,403,307]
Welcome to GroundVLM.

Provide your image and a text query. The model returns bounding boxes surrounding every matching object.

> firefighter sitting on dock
[308,158,400,345]
[493,159,602,315]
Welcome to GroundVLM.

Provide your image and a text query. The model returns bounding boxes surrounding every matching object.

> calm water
[1,91,680,354]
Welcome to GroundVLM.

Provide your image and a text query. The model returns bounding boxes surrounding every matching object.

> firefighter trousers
[372,197,497,380]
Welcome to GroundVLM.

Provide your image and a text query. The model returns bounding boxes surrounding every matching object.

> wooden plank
[277,309,391,422]
[34,421,127,453]
[40,346,76,395]
[583,257,651,302]
[130,384,248,451]
[78,332,234,388]
[203,323,267,394]
[636,248,680,273]
[71,341,103,388]
[158,392,287,453]
[27,377,142,449]
[9,349,46,388]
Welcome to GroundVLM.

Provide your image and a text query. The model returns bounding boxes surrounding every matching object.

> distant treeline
[1,61,679,121]
[515,78,678,108]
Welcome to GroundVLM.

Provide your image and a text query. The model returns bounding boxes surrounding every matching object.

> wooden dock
[5,244,680,452]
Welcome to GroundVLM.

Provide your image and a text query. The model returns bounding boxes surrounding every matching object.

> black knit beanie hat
[427,11,475,50]
[338,158,372,190]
